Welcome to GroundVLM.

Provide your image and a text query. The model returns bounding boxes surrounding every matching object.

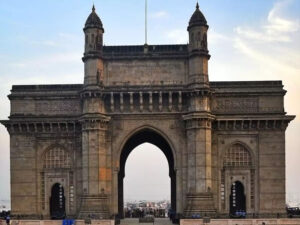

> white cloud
[232,1,300,118]
[235,0,300,43]
[150,11,169,19]
[9,52,81,68]
[233,37,299,76]
[165,29,188,44]
[58,32,79,39]
[209,29,230,44]
[30,40,58,47]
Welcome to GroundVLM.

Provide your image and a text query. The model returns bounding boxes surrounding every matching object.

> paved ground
[120,218,173,225]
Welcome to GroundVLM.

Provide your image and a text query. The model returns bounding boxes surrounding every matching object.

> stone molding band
[213,117,295,131]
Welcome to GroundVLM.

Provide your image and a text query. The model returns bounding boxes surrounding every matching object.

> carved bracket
[80,117,110,131]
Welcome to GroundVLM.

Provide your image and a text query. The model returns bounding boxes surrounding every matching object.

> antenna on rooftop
[145,0,148,44]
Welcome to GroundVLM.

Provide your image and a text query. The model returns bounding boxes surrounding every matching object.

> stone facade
[0,4,295,220]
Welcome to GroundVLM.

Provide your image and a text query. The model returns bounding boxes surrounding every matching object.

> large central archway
[118,128,176,218]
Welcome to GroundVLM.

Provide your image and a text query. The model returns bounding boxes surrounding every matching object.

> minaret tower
[184,3,216,217]
[187,2,210,88]
[83,5,104,86]
[79,5,110,219]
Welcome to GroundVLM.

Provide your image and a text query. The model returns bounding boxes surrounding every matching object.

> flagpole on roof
[145,0,148,44]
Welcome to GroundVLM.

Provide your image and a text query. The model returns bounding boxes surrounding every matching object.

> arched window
[44,146,71,169]
[224,144,251,167]
[85,34,88,44]
[201,33,207,49]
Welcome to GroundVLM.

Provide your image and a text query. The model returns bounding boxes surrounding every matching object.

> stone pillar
[183,92,216,217]
[79,116,111,219]
[79,89,111,218]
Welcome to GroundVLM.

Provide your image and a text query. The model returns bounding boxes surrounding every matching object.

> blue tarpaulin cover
[62,219,75,225]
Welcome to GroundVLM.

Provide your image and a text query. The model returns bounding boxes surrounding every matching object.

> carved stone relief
[35,100,81,115]
[212,98,258,113]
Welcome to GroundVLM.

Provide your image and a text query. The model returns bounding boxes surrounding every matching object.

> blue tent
[62,219,75,225]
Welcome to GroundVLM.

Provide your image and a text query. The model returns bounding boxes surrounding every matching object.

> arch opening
[118,129,176,219]
[230,181,246,217]
[50,183,66,220]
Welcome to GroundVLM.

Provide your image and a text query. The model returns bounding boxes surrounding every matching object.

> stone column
[79,117,111,219]
[79,91,111,219]
[183,92,216,217]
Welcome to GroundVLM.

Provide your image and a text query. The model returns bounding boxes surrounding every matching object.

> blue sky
[0,0,300,206]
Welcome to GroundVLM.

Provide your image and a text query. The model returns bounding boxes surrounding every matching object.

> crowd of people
[124,208,166,218]
[0,211,10,225]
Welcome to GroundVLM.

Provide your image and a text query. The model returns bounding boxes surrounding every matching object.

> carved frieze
[212,98,258,114]
[35,100,81,115]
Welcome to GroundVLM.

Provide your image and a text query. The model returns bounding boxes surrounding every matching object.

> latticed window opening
[224,144,251,167]
[44,147,71,169]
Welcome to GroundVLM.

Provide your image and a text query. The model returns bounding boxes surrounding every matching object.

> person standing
[5,215,10,225]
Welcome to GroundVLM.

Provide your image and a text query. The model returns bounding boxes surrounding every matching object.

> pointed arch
[50,183,66,219]
[117,125,177,170]
[230,181,246,216]
[117,125,177,218]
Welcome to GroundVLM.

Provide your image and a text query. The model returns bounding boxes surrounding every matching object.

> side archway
[230,181,246,216]
[118,128,177,218]
[220,142,255,215]
[40,144,74,218]
[50,183,66,219]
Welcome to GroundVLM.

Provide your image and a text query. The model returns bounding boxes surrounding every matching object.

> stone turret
[79,5,110,219]
[187,3,210,88]
[184,3,216,217]
[83,5,104,86]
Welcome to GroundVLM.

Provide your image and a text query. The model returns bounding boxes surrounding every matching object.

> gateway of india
[1,3,295,220]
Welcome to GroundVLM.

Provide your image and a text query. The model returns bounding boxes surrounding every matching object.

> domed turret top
[84,5,104,31]
[188,2,208,30]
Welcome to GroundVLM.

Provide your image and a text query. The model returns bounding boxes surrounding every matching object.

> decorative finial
[92,4,95,12]
[196,2,199,10]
